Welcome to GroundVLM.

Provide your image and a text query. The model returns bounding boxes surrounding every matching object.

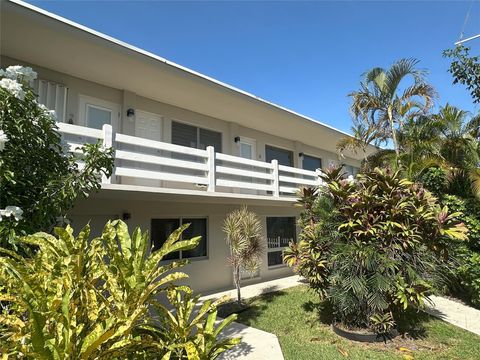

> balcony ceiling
[1,0,373,159]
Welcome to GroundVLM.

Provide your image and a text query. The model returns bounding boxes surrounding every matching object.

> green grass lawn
[223,285,480,360]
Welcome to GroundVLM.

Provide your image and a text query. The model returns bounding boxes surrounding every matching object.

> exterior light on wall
[299,152,304,158]
[234,136,241,143]
[126,108,135,117]
[122,212,131,221]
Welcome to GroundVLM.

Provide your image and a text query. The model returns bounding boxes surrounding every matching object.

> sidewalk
[201,275,303,303]
[426,295,480,336]
[205,275,304,360]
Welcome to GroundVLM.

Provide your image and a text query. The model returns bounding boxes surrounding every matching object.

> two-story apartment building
[1,0,373,294]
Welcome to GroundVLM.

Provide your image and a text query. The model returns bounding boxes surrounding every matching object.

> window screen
[199,128,222,152]
[171,121,222,152]
[151,218,207,259]
[151,219,181,260]
[302,155,322,171]
[265,145,293,166]
[172,121,197,148]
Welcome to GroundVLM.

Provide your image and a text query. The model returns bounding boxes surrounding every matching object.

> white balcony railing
[58,123,323,198]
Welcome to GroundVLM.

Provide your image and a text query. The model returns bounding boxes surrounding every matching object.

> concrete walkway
[218,321,284,360]
[204,276,303,360]
[201,275,303,303]
[426,295,480,336]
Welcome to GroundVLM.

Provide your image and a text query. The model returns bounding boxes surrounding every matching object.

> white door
[69,96,120,159]
[79,95,120,132]
[240,139,255,160]
[134,110,163,187]
[239,138,257,195]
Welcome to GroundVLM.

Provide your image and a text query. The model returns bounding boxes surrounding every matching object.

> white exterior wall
[1,55,361,171]
[70,197,299,294]
[0,55,357,293]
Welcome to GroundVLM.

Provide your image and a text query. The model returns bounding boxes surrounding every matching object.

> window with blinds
[33,79,68,122]
[172,121,222,152]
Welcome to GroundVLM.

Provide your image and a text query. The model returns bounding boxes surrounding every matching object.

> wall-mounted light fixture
[122,212,131,221]
[299,152,304,158]
[234,136,241,143]
[126,108,135,117]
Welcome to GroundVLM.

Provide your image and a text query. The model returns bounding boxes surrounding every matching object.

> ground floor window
[343,164,359,176]
[267,216,296,267]
[151,217,207,260]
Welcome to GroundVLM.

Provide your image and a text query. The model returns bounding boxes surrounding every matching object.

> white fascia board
[10,0,356,140]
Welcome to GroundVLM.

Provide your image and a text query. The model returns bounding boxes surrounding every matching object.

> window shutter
[33,79,68,122]
[199,128,222,152]
[172,121,197,148]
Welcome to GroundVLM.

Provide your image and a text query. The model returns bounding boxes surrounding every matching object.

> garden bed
[218,285,480,360]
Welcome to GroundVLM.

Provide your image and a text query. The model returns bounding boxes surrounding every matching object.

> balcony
[58,123,322,202]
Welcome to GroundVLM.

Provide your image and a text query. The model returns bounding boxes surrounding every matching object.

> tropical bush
[419,167,480,306]
[455,247,480,307]
[285,167,468,332]
[139,287,240,359]
[223,206,264,304]
[0,65,114,252]
[0,220,239,359]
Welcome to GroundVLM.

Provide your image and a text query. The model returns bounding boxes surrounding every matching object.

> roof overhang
[1,0,375,159]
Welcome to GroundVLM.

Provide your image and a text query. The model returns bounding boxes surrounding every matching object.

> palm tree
[431,104,480,198]
[223,206,264,304]
[336,120,381,161]
[367,104,480,197]
[347,59,437,160]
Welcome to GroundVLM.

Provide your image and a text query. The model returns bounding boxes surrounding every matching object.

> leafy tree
[444,45,480,104]
[223,206,264,304]
[0,66,114,252]
[0,220,239,359]
[285,167,468,332]
[342,59,436,160]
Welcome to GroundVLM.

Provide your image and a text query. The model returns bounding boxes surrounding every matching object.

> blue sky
[28,0,480,134]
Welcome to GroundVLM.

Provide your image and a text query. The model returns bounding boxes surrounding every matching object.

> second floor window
[265,145,293,166]
[172,121,222,152]
[302,154,322,171]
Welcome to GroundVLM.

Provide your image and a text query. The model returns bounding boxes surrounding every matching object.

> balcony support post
[272,159,280,197]
[207,146,216,192]
[315,169,323,186]
[102,124,115,184]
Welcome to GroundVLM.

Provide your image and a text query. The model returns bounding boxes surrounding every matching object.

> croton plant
[285,167,468,332]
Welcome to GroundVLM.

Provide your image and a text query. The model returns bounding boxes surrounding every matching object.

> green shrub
[420,167,448,198]
[421,169,480,307]
[139,287,240,359]
[0,65,114,252]
[0,220,239,359]
[455,247,480,307]
[284,188,336,299]
[286,167,468,332]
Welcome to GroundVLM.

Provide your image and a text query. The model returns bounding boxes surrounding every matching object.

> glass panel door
[87,104,112,130]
